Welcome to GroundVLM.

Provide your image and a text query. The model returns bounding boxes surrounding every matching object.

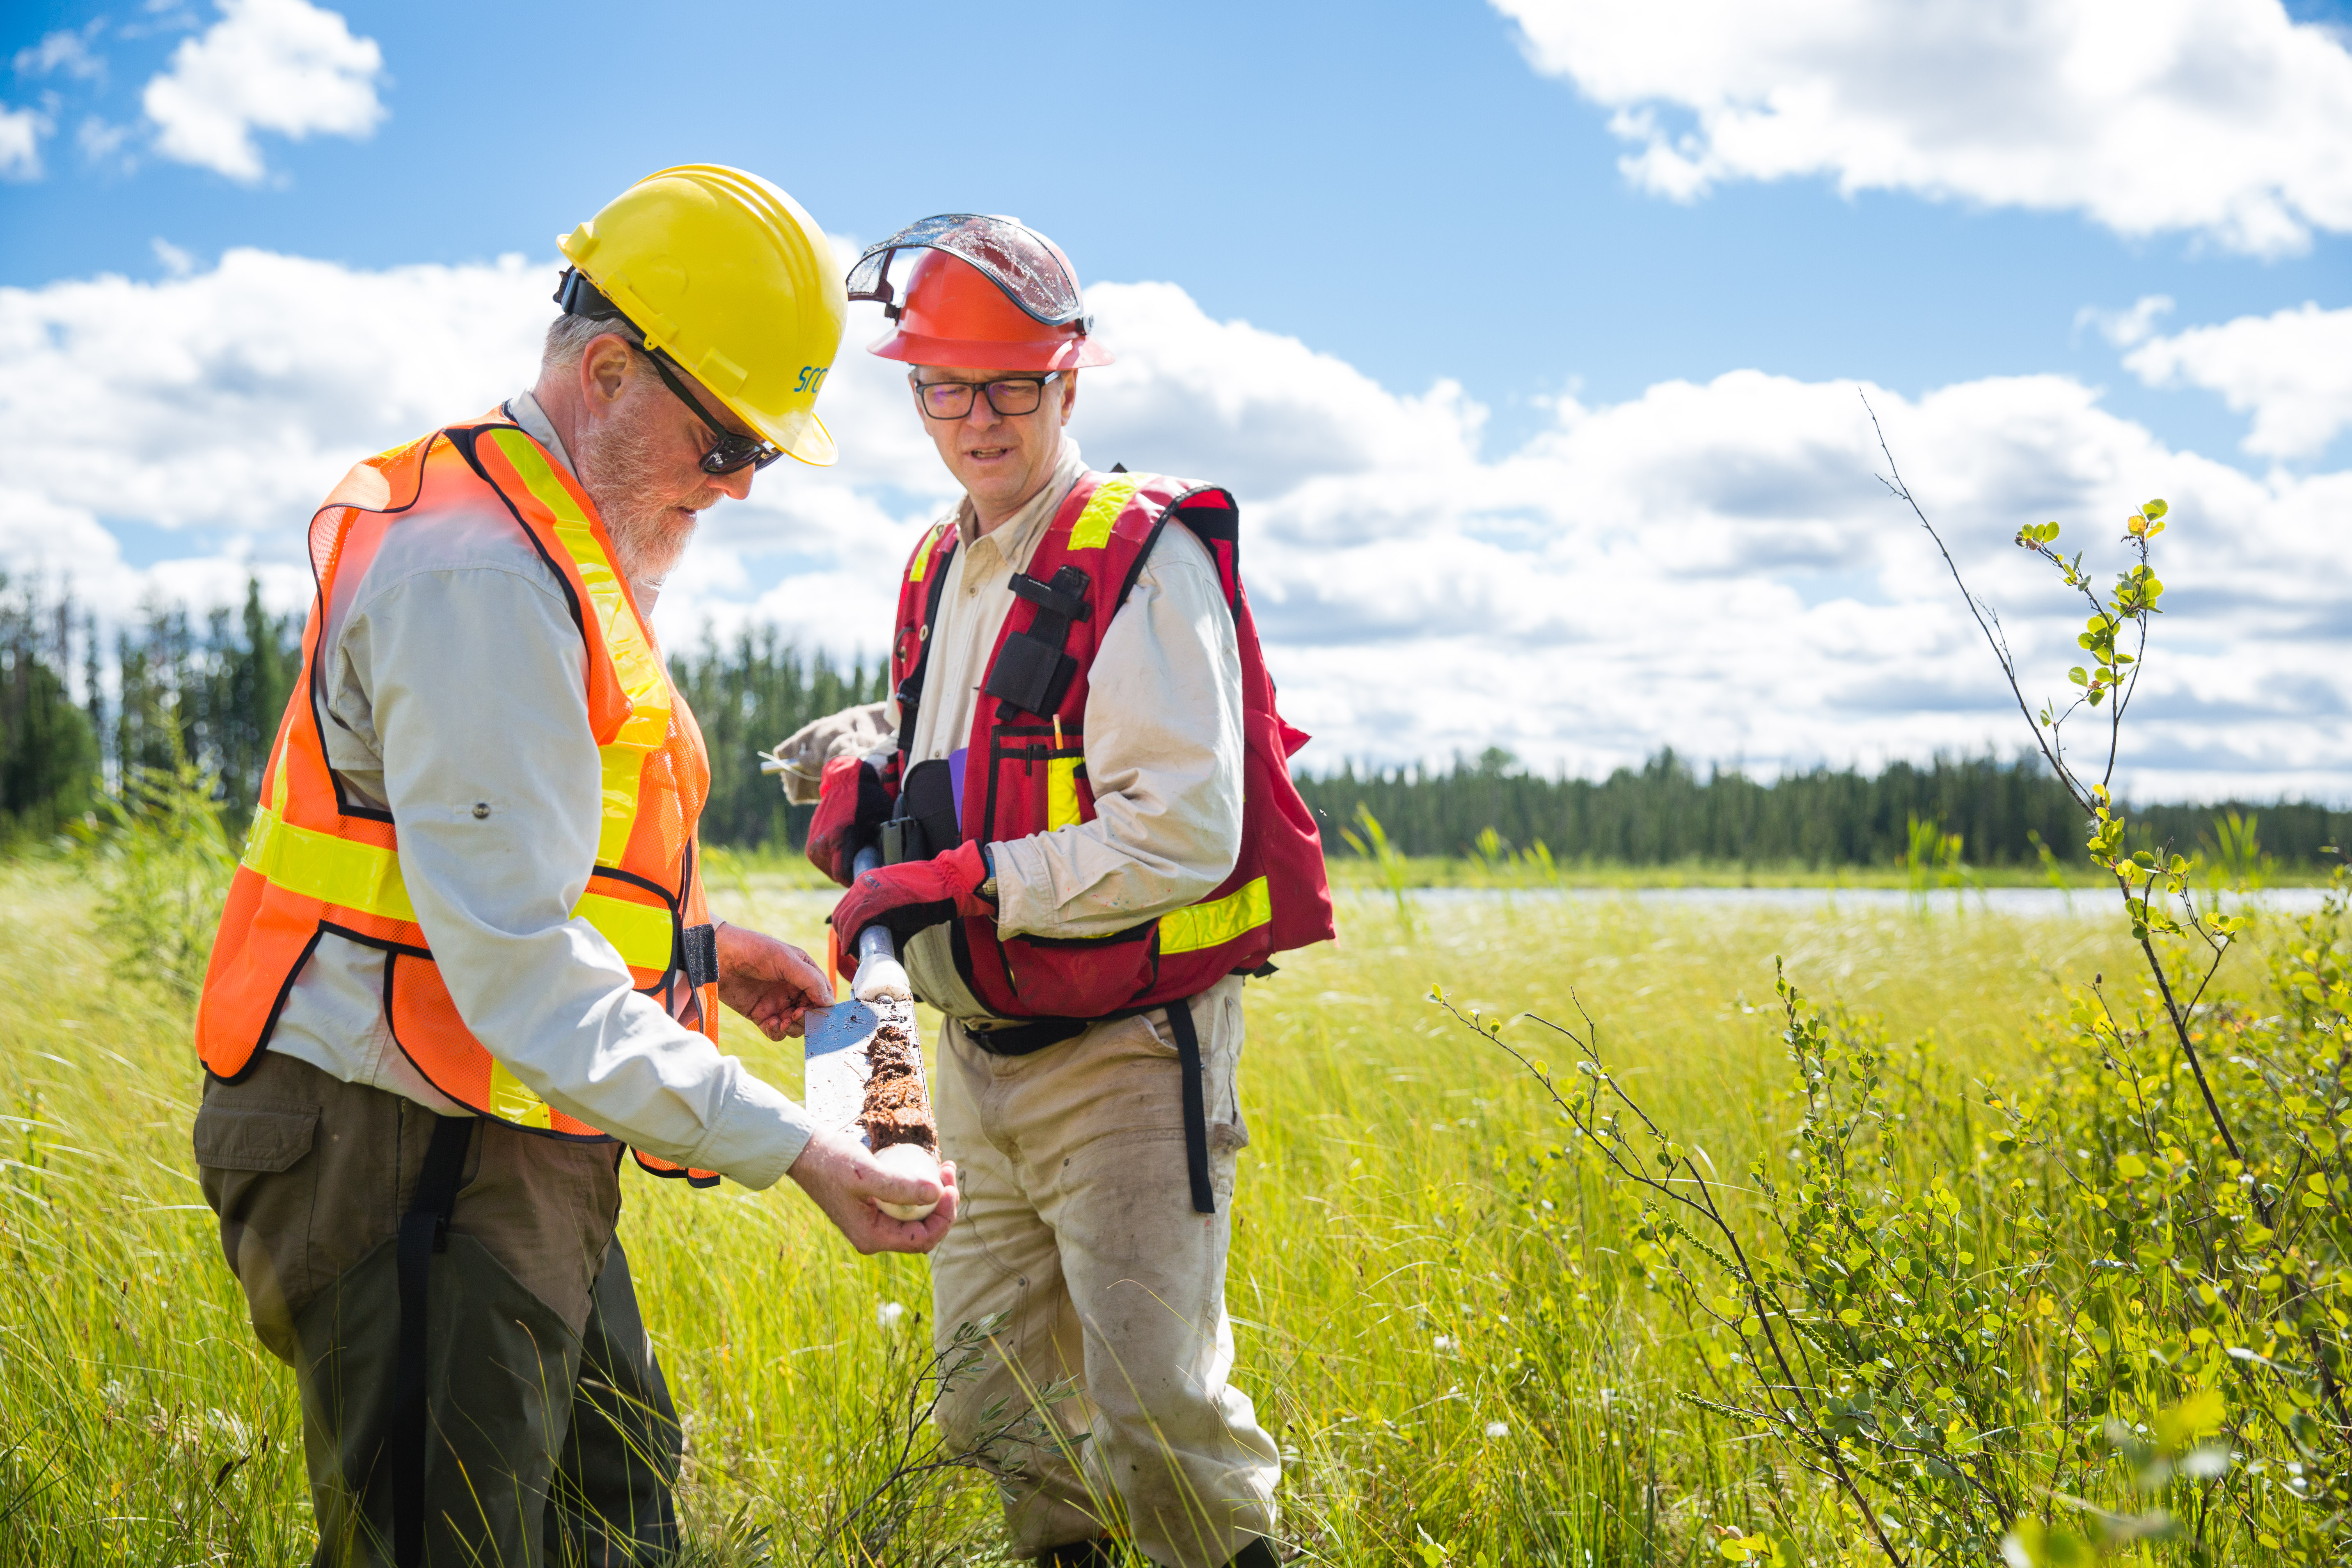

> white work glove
[759,700,895,805]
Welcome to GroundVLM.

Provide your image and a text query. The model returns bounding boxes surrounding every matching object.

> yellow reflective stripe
[1067,474,1140,550]
[486,427,668,872]
[1157,876,1270,956]
[242,808,672,970]
[1046,757,1083,831]
[485,428,672,751]
[595,746,642,864]
[575,889,674,972]
[488,1059,556,1129]
[907,521,949,583]
[241,804,417,922]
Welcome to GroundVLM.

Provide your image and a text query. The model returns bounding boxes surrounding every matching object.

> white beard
[575,401,699,589]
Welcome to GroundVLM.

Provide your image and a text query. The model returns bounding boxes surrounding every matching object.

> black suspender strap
[965,1000,1218,1215]
[1163,996,1217,1216]
[391,1112,477,1568]
[894,536,958,748]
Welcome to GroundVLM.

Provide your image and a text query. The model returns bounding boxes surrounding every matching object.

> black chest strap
[893,533,958,749]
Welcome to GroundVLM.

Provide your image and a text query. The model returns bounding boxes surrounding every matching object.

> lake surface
[1377,886,2336,917]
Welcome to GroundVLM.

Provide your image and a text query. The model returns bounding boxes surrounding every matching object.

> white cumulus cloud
[1493,0,2352,255]
[0,247,549,616]
[14,23,108,83]
[1,247,2346,801]
[0,101,51,180]
[2122,302,2352,460]
[142,0,385,182]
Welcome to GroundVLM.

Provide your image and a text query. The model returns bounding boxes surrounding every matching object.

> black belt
[966,1000,1217,1215]
[391,1112,476,1568]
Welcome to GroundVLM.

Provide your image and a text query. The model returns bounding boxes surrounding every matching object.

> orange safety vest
[195,413,721,1184]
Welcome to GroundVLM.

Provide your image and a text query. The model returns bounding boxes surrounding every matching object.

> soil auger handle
[847,846,909,1002]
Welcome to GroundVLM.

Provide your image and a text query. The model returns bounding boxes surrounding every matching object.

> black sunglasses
[635,346,783,475]
[555,267,781,476]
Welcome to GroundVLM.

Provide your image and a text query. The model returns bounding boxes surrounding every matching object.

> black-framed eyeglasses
[911,373,1063,421]
[635,345,783,474]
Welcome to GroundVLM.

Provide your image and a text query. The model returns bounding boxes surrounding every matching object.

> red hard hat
[849,214,1114,372]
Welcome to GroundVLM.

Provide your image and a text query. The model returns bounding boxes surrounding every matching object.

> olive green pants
[196,1051,681,1567]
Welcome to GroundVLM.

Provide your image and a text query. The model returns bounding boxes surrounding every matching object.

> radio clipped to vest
[881,758,961,866]
[983,565,1092,718]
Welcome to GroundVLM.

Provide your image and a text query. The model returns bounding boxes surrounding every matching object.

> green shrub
[75,746,235,1003]
[1441,462,2350,1564]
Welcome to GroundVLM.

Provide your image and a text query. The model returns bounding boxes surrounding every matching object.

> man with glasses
[191,167,955,1567]
[787,215,1299,1568]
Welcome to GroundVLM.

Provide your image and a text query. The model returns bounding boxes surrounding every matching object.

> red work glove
[829,840,994,976]
[805,755,893,886]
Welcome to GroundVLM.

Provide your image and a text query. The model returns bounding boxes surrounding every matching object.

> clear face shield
[846,213,1092,332]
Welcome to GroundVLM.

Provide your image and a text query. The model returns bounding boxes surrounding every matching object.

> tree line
[2,581,2341,865]
[1291,745,2352,867]
[0,580,882,852]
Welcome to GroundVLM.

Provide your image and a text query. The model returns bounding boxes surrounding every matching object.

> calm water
[1385,886,2336,917]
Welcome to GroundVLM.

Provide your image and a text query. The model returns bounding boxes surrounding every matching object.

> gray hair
[542,309,645,373]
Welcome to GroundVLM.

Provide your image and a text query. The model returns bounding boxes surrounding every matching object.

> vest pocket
[984,727,1092,847]
[996,925,1158,1017]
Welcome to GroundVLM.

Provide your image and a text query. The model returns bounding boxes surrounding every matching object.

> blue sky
[8,0,2343,458]
[3,0,2348,797]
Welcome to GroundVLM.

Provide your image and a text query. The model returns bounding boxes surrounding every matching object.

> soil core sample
[860,1009,936,1155]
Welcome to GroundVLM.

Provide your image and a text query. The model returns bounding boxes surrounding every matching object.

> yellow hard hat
[557,165,845,467]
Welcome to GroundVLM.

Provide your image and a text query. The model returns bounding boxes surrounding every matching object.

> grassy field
[707,842,2338,895]
[0,865,2187,1563]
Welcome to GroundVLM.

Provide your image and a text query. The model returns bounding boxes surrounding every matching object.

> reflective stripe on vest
[1157,874,1270,956]
[239,792,675,972]
[1046,756,1084,831]
[906,520,952,583]
[483,429,673,863]
[1067,472,1139,551]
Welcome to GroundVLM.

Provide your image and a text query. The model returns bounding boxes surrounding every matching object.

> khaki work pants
[930,975,1279,1567]
[195,1051,681,1567]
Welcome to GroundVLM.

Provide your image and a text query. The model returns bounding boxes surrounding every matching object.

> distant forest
[0,581,883,852]
[2,581,2343,866]
[1291,748,2352,868]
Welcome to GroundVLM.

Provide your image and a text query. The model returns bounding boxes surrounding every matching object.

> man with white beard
[190,166,954,1566]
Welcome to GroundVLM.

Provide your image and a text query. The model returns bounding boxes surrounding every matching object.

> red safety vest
[195,413,720,1184]
[888,469,1335,1021]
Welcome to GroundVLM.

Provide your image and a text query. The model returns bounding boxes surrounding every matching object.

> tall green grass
[0,867,2153,1563]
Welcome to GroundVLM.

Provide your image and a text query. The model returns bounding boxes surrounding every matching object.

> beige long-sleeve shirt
[261,392,815,1189]
[884,440,1246,1020]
